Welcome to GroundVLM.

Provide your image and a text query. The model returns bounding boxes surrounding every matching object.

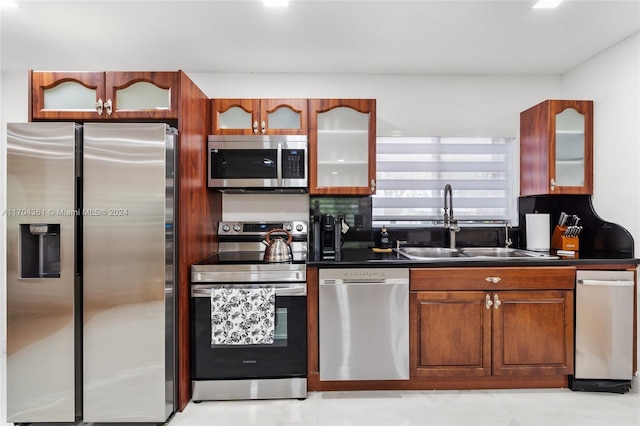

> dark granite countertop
[306,247,640,268]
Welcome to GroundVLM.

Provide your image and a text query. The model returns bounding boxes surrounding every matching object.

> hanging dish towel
[210,286,275,346]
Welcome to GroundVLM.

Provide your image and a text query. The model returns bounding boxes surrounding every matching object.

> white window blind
[372,136,516,225]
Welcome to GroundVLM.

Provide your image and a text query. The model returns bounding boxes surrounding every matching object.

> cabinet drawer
[410,267,575,291]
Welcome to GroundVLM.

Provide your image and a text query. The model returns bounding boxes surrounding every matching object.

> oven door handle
[191,283,307,297]
[192,270,306,283]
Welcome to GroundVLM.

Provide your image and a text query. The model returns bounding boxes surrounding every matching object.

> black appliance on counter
[190,221,308,401]
[311,214,343,260]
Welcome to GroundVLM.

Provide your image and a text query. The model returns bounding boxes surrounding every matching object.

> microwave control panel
[283,149,306,179]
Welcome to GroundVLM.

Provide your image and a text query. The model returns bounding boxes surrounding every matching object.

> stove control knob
[233,224,241,232]
[296,224,304,232]
[284,223,293,231]
[221,224,230,232]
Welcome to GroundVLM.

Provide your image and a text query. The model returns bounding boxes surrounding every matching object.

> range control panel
[218,221,307,237]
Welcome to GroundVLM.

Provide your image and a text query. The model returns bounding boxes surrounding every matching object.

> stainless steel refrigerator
[6,122,176,423]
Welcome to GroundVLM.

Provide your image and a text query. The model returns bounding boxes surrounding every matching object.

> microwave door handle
[277,143,283,187]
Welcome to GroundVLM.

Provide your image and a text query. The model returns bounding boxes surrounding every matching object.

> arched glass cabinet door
[31,71,106,120]
[31,71,180,120]
[211,99,260,135]
[309,99,376,195]
[520,99,593,196]
[550,101,593,194]
[106,72,179,119]
[261,99,308,135]
[554,108,585,188]
[210,99,308,135]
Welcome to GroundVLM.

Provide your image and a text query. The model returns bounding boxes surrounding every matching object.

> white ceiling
[1,0,639,75]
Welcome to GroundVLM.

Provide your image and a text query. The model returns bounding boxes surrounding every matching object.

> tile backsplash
[310,196,372,242]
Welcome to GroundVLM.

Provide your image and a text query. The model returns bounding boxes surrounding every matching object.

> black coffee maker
[312,214,342,260]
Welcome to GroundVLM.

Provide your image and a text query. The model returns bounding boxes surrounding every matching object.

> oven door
[191,283,307,380]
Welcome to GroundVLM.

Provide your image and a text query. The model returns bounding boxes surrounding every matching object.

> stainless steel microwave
[207,135,308,192]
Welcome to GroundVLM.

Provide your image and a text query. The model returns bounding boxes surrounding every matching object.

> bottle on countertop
[380,226,389,249]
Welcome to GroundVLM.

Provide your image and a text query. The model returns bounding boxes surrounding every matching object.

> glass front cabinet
[30,71,179,120]
[210,99,308,135]
[520,99,593,196]
[308,99,376,195]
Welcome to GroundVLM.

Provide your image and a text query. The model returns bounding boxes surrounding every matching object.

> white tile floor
[2,339,640,426]
[167,386,640,426]
[4,374,640,426]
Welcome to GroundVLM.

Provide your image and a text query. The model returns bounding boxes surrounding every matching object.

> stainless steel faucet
[504,220,513,248]
[443,184,460,249]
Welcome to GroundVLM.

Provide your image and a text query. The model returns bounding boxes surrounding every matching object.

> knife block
[551,225,579,251]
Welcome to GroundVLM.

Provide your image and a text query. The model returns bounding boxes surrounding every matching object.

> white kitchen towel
[210,286,276,346]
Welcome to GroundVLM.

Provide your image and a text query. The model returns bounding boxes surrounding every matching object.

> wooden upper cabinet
[308,99,376,195]
[30,70,179,120]
[520,99,593,196]
[30,71,106,121]
[210,98,308,135]
[104,71,179,119]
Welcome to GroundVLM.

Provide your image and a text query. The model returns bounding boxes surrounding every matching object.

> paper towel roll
[526,214,550,251]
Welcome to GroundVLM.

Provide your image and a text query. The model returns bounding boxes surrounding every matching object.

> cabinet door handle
[550,178,556,192]
[261,120,266,134]
[493,294,502,310]
[95,98,103,115]
[104,98,113,116]
[485,294,493,310]
[253,120,258,134]
[485,276,501,284]
[370,179,376,193]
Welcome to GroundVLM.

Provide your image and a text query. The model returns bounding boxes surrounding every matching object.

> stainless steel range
[191,221,307,401]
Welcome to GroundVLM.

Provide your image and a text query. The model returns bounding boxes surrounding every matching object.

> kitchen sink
[460,247,558,259]
[395,246,558,261]
[394,247,466,260]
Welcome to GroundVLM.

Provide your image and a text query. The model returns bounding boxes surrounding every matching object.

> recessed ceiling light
[263,0,289,7]
[533,0,564,9]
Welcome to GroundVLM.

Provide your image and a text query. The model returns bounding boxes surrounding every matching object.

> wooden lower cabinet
[411,288,574,379]
[493,290,574,376]
[412,291,491,377]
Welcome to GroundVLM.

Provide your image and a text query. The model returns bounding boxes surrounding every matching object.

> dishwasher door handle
[320,279,407,285]
[578,279,634,287]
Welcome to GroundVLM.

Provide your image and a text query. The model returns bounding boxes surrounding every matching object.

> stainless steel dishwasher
[571,270,635,393]
[319,268,409,381]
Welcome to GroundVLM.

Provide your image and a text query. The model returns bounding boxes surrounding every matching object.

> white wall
[189,73,560,137]
[561,32,640,251]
